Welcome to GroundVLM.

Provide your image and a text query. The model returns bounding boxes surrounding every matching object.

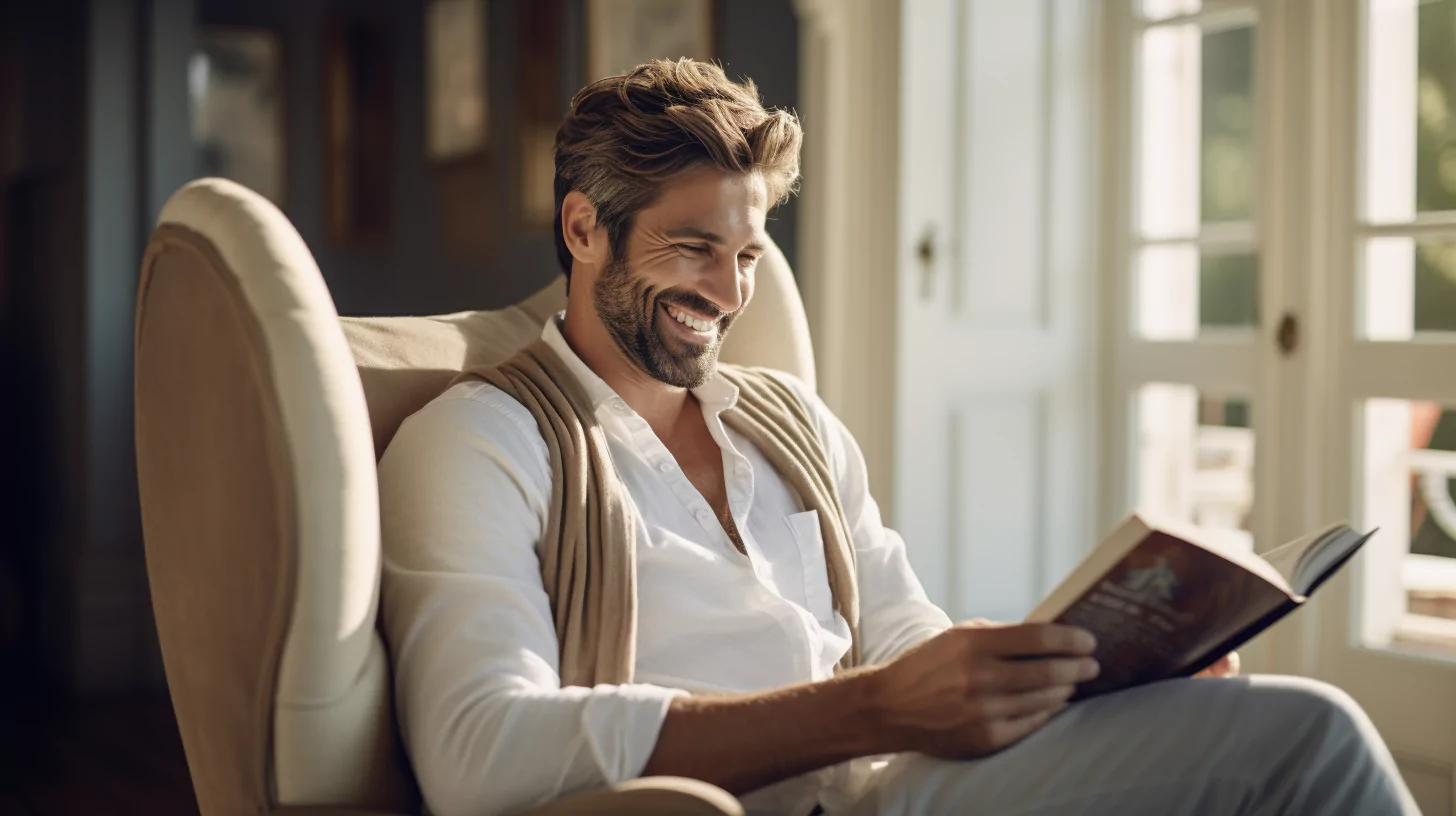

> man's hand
[641,622,1097,793]
[1194,651,1240,678]
[862,622,1099,759]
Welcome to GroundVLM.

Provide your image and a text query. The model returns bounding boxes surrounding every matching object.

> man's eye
[739,254,760,267]
[679,244,709,255]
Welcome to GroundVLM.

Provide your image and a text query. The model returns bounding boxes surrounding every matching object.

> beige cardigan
[456,339,862,687]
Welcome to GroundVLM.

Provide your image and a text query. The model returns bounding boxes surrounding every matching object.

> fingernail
[1077,631,1098,653]
[1081,659,1100,680]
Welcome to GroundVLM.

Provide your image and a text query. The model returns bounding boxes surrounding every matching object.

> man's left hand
[1194,652,1240,678]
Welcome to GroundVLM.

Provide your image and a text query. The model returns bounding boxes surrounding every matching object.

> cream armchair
[133,178,816,816]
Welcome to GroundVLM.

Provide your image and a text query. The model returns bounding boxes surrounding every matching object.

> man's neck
[560,306,696,436]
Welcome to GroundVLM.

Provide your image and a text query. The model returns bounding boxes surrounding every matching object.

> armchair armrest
[521,777,744,816]
[268,777,743,816]
[271,809,413,816]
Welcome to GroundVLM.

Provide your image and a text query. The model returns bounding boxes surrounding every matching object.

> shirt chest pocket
[784,510,836,624]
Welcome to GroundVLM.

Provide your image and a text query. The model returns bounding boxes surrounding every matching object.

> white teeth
[669,306,715,333]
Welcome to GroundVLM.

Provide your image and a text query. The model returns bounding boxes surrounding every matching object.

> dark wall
[719,0,801,276]
[1,0,92,706]
[2,0,195,703]
[197,0,801,317]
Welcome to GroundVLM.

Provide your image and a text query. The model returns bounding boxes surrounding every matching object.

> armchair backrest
[134,177,813,815]
[339,234,815,457]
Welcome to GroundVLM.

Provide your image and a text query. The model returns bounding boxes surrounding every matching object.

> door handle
[1277,312,1298,357]
[916,225,937,300]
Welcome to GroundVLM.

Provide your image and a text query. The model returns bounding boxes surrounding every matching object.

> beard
[592,254,738,388]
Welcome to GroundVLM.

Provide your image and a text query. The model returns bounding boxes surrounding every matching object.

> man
[378,60,1416,816]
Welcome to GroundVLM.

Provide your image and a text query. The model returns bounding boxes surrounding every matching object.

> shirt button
[658,460,674,473]
[696,508,714,524]
[612,399,632,415]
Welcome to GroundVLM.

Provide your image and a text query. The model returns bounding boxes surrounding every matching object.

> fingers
[972,623,1098,658]
[1195,651,1241,678]
[977,684,1076,720]
[985,707,1057,751]
[988,655,1100,692]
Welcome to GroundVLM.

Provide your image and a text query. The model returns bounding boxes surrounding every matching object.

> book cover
[1050,531,1291,699]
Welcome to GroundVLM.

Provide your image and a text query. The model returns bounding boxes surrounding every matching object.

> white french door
[897,0,1456,805]
[1103,1,1456,812]
[895,0,1099,622]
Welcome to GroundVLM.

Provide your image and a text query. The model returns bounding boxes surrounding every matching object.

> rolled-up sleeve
[377,385,686,816]
[779,377,953,665]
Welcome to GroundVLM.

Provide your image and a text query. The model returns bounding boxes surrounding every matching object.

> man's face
[592,167,768,388]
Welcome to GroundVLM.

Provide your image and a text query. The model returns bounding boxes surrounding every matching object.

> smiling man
[377,60,1416,816]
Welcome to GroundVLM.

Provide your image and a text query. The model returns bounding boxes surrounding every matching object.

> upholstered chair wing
[133,177,812,816]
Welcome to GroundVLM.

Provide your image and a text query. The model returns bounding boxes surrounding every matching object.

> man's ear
[561,190,608,267]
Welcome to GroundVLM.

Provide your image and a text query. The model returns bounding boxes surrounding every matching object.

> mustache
[656,289,733,320]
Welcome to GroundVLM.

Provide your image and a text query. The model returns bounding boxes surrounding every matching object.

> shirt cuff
[579,682,691,782]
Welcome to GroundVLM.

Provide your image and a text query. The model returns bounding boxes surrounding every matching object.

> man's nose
[696,254,743,315]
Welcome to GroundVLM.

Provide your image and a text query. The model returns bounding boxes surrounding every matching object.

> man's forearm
[640,668,898,795]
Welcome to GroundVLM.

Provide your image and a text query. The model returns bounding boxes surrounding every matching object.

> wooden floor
[0,695,200,815]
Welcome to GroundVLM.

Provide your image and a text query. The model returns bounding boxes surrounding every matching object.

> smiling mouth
[662,302,719,336]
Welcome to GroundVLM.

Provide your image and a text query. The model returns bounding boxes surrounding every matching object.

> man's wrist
[834,666,908,757]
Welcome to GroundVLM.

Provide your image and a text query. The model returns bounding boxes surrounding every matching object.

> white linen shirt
[378,316,951,816]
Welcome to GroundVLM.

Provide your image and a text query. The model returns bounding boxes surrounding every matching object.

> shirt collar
[540,313,740,415]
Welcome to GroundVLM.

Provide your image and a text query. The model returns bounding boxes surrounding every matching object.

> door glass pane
[1360,399,1456,654]
[1201,25,1255,223]
[1137,20,1256,237]
[1200,251,1258,327]
[1361,237,1456,339]
[1417,0,1456,214]
[1136,384,1254,551]
[1136,246,1258,338]
[1363,0,1456,222]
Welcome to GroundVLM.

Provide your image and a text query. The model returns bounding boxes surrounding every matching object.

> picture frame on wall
[425,0,488,164]
[586,0,715,81]
[518,124,557,228]
[323,20,395,245]
[190,27,286,206]
[515,0,563,230]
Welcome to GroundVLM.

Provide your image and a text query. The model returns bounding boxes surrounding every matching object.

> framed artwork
[190,28,286,205]
[323,21,395,245]
[518,124,557,228]
[586,0,715,81]
[425,0,488,163]
[515,0,563,229]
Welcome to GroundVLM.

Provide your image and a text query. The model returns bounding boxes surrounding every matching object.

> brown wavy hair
[552,59,802,278]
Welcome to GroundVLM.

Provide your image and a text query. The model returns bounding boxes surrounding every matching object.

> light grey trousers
[839,675,1420,815]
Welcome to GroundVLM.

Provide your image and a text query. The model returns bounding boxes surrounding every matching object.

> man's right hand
[861,622,1100,759]
[641,622,1099,794]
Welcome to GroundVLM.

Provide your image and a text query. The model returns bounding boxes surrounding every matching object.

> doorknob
[916,225,936,300]
[1277,312,1299,357]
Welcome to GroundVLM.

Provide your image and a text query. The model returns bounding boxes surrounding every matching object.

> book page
[1260,523,1346,588]
[1048,531,1290,700]
[1292,527,1373,596]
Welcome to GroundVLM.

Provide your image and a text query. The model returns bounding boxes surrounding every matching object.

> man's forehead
[637,168,768,238]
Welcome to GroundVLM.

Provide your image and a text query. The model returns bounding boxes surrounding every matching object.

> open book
[1025,514,1375,701]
